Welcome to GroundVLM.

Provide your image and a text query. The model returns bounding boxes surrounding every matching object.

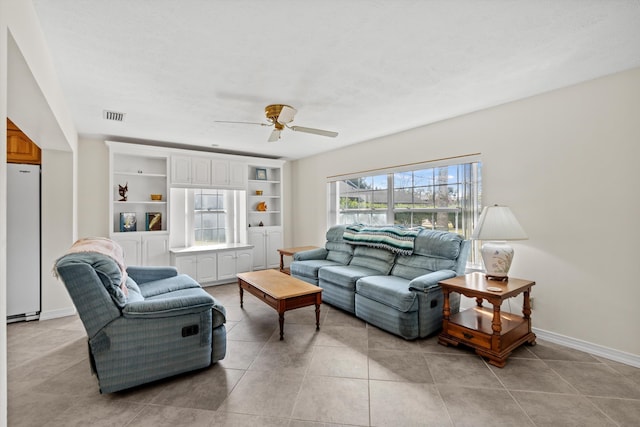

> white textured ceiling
[32,0,640,160]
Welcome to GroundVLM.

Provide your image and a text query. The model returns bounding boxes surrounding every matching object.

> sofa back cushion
[390,230,464,280]
[324,225,354,265]
[412,229,463,259]
[349,246,396,275]
[325,241,354,264]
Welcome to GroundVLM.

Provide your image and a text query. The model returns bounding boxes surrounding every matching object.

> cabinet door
[266,229,283,269]
[211,159,229,186]
[174,255,197,278]
[196,253,217,283]
[248,229,266,270]
[171,156,191,184]
[142,234,169,266]
[192,158,211,185]
[216,251,237,281]
[236,249,253,274]
[229,161,247,188]
[112,235,142,266]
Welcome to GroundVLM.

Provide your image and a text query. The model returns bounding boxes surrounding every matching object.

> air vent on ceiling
[103,110,126,122]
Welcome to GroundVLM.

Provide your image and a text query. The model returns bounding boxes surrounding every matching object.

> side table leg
[239,282,244,308]
[279,252,285,272]
[522,289,532,319]
[492,304,502,335]
[315,303,320,330]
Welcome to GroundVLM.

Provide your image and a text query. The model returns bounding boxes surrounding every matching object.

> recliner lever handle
[182,324,199,337]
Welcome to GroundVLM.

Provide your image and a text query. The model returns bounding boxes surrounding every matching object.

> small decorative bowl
[150,194,162,201]
[255,190,263,195]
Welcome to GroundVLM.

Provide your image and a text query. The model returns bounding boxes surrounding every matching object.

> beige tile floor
[7,282,640,426]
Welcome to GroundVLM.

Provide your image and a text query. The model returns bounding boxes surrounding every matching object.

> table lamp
[472,205,528,280]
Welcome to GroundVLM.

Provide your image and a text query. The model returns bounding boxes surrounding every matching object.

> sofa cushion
[56,252,128,307]
[138,274,201,298]
[319,264,381,290]
[326,224,348,242]
[413,230,463,259]
[290,259,344,279]
[326,249,353,264]
[390,254,457,280]
[356,275,418,313]
[125,277,144,303]
[349,246,396,275]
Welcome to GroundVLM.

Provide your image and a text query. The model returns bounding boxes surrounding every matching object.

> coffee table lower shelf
[438,306,536,367]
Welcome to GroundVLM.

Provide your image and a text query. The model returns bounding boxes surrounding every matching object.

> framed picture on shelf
[256,168,267,180]
[119,212,137,232]
[145,212,162,231]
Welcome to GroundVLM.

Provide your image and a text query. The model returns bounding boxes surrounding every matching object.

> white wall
[290,67,640,358]
[1,0,78,423]
[77,136,109,238]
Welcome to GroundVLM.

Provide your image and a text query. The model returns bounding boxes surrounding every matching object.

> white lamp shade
[472,205,528,241]
[472,205,527,279]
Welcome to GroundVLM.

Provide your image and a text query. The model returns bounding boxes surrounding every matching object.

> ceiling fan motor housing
[265,104,291,130]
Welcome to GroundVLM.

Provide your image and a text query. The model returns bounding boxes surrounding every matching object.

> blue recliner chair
[54,249,226,393]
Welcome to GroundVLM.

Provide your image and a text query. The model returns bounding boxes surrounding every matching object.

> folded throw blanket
[343,225,422,255]
[55,237,129,296]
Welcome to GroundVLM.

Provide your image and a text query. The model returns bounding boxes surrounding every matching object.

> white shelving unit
[107,141,170,266]
[247,165,282,227]
[247,161,284,270]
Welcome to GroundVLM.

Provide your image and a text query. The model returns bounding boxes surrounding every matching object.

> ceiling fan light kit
[216,104,338,142]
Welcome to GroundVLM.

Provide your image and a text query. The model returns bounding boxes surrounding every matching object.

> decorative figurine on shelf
[259,221,264,227]
[257,201,267,211]
[118,183,128,201]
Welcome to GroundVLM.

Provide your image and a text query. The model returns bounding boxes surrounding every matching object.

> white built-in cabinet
[171,246,253,285]
[171,155,247,188]
[246,161,284,270]
[217,249,253,281]
[108,141,170,266]
[248,225,283,270]
[108,141,284,272]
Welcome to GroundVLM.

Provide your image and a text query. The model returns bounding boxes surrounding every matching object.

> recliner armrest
[127,266,179,284]
[122,295,213,319]
[408,270,457,292]
[293,248,328,261]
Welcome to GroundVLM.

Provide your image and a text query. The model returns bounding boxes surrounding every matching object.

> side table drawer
[447,323,492,350]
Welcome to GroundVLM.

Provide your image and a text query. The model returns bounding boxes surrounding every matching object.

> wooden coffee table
[237,269,323,340]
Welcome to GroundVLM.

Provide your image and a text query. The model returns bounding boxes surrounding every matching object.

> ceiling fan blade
[276,106,297,124]
[214,120,270,126]
[289,126,338,138]
[268,129,281,142]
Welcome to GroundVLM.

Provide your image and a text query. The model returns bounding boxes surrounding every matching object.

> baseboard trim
[38,307,76,321]
[533,327,640,368]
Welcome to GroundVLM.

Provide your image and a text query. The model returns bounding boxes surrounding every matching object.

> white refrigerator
[7,163,41,321]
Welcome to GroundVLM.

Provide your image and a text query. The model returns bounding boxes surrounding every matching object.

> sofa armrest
[408,270,457,292]
[293,248,328,261]
[127,266,179,284]
[122,294,213,319]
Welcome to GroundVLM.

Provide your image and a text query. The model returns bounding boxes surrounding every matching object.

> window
[194,189,227,244]
[338,174,389,225]
[329,157,482,265]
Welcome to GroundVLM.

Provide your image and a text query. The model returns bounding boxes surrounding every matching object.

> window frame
[327,155,482,267]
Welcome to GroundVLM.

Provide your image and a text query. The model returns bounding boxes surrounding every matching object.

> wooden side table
[277,246,319,274]
[438,272,536,367]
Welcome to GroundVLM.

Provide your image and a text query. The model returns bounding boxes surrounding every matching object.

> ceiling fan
[216,104,338,142]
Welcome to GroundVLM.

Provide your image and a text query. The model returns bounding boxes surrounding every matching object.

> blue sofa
[290,225,469,339]
[54,251,226,393]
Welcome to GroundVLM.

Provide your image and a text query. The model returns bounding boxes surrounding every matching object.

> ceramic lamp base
[481,241,514,280]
